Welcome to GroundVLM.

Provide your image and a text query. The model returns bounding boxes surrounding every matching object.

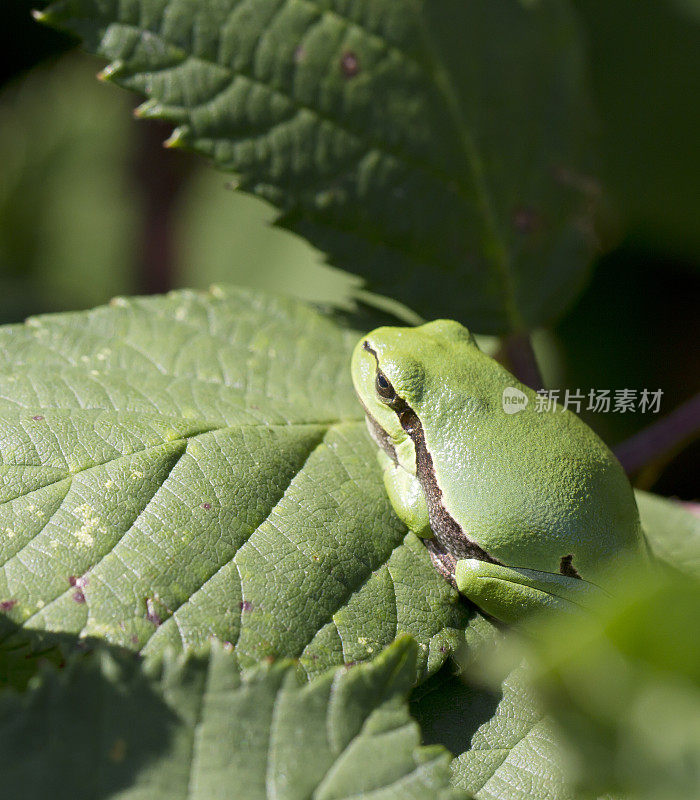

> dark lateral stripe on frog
[423,538,459,588]
[363,343,502,572]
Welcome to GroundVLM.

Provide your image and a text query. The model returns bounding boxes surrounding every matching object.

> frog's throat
[360,344,503,572]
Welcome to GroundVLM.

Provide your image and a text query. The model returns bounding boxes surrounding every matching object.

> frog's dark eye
[375,370,396,402]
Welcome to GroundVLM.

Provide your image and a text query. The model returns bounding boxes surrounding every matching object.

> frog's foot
[455,559,608,625]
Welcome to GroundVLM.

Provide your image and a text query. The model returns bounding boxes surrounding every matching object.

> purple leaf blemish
[340,52,359,78]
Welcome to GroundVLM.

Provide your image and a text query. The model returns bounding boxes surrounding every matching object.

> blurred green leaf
[0,635,468,800]
[636,489,700,578]
[410,491,700,800]
[0,53,138,322]
[524,565,700,800]
[39,0,597,334]
[0,286,483,681]
[574,0,700,255]
[0,52,363,322]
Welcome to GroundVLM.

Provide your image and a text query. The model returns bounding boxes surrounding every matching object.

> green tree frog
[351,320,646,624]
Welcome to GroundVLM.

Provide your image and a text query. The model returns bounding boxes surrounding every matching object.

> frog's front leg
[377,450,432,539]
[455,559,609,625]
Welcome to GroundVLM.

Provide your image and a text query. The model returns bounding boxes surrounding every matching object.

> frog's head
[351,319,479,475]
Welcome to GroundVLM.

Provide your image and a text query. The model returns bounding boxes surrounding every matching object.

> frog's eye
[375,370,396,403]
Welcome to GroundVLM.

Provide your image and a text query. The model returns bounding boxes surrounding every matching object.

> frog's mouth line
[360,343,503,580]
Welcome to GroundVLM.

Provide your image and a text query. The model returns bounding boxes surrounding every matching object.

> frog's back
[421,355,643,577]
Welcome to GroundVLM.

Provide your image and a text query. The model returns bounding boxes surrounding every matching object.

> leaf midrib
[2,421,332,639]
[0,420,346,510]
[408,0,522,331]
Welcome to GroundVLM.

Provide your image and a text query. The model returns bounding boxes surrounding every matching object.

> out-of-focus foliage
[636,490,700,578]
[520,564,700,800]
[0,53,357,323]
[574,0,700,257]
[174,167,360,308]
[0,54,136,321]
[409,495,700,800]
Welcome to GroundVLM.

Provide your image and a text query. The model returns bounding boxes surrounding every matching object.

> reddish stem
[614,392,700,474]
[131,117,192,295]
[502,334,544,391]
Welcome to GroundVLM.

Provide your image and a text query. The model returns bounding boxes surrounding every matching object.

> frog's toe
[454,559,604,625]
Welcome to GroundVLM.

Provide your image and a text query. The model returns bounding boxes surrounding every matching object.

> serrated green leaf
[38,0,596,334]
[0,286,481,682]
[0,635,469,800]
[412,661,576,800]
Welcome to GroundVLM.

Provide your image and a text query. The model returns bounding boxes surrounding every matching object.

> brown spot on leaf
[0,599,18,612]
[72,590,86,604]
[201,502,211,510]
[239,600,253,612]
[146,598,162,626]
[31,415,44,421]
[340,51,360,78]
